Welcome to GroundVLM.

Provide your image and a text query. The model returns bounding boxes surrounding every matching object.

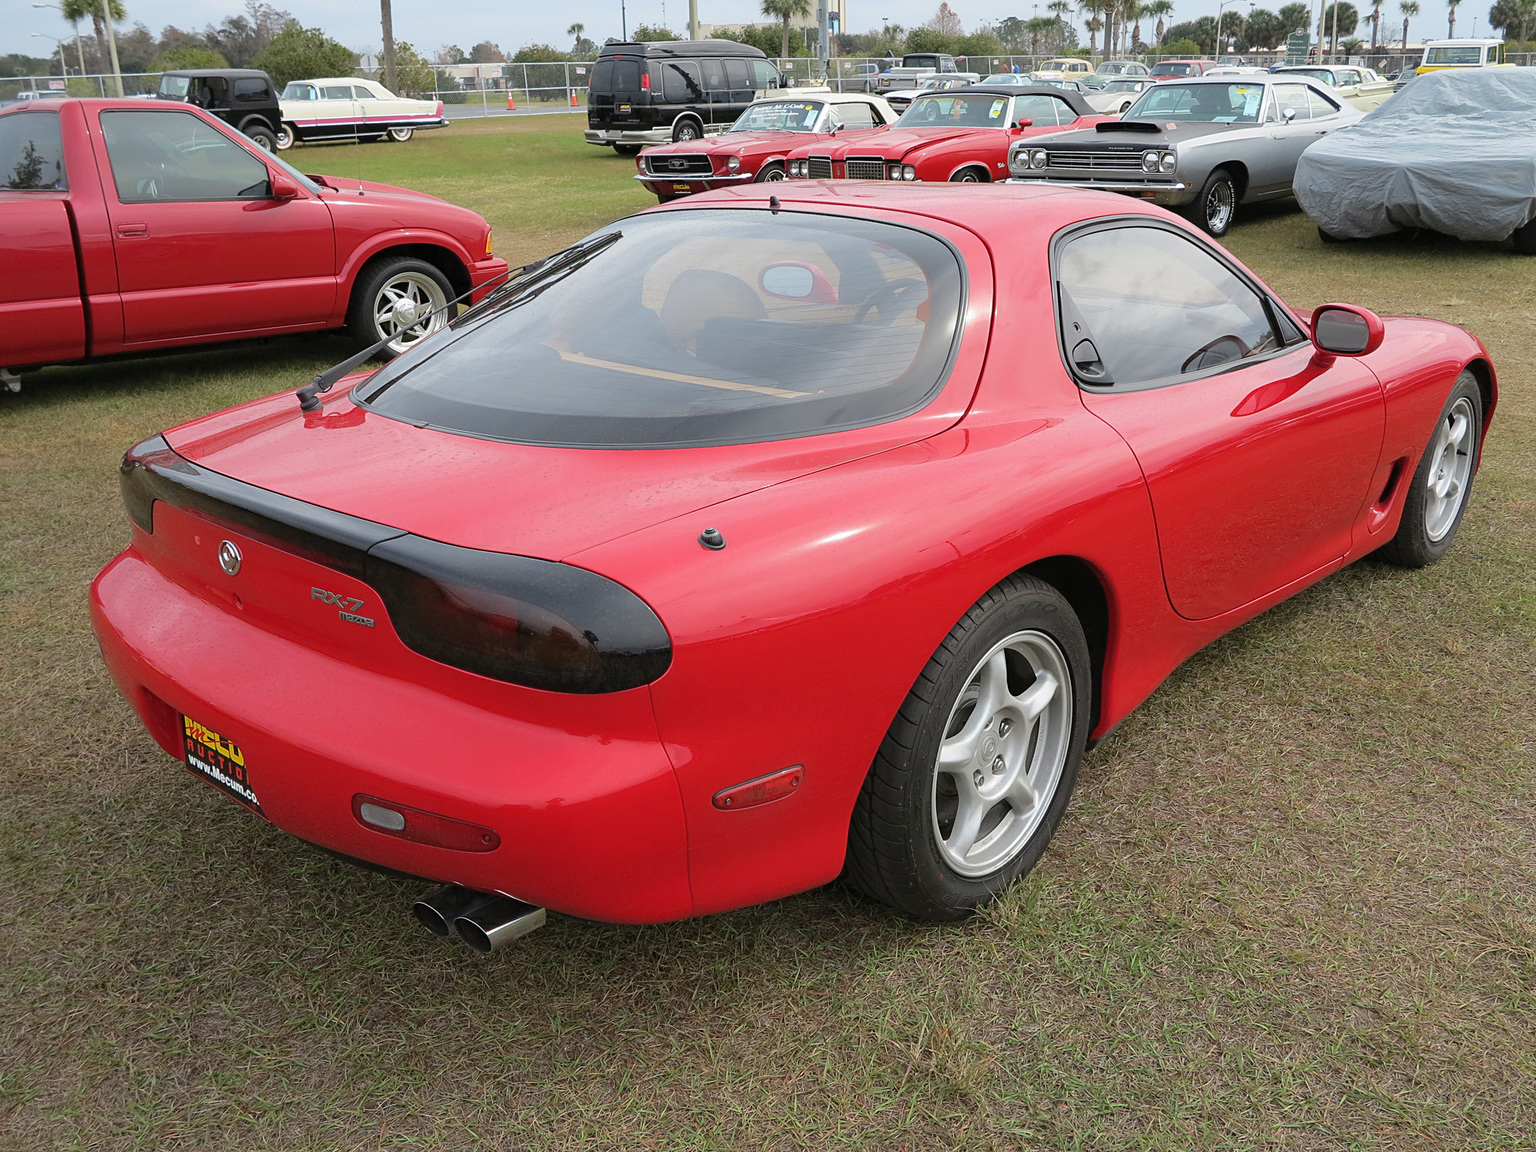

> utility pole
[818,0,830,78]
[689,0,699,39]
[621,0,628,41]
[381,0,398,96]
[100,0,123,96]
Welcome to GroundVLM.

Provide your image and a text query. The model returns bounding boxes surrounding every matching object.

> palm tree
[1130,0,1147,48]
[1399,0,1419,46]
[1080,0,1107,55]
[1143,0,1175,48]
[1369,0,1383,47]
[568,22,585,54]
[761,0,812,60]
[1447,0,1460,36]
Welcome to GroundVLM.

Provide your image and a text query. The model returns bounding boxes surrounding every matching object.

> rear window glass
[0,112,67,189]
[282,83,317,100]
[354,210,964,449]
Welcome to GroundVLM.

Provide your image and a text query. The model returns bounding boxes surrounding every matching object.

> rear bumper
[1005,175,1194,206]
[89,547,693,923]
[585,127,674,146]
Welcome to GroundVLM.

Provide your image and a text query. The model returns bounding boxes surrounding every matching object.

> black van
[157,69,282,152]
[585,40,785,155]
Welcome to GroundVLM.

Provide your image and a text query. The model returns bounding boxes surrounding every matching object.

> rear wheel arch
[1019,556,1109,737]
[1463,357,1497,431]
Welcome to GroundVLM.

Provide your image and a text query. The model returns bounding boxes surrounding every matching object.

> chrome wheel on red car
[348,258,453,357]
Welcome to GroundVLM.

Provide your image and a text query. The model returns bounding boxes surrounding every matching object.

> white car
[276,77,448,150]
[884,74,975,113]
[1085,77,1155,113]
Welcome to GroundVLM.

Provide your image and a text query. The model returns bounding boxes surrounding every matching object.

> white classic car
[275,77,449,149]
[1271,65,1396,112]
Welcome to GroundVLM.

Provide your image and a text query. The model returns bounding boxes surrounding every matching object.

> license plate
[182,715,261,811]
[618,103,631,113]
[672,182,694,193]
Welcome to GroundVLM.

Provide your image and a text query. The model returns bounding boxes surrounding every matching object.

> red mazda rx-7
[92,183,1494,952]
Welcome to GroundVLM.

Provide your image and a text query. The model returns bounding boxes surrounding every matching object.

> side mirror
[1011,118,1033,131]
[1282,106,1298,122]
[1311,303,1383,356]
[270,172,301,200]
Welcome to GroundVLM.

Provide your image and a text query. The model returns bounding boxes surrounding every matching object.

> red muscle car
[783,84,1112,184]
[1,98,506,385]
[92,183,1493,949]
[635,92,897,202]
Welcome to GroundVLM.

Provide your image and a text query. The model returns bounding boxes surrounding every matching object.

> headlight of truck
[1159,151,1177,173]
[1141,149,1160,172]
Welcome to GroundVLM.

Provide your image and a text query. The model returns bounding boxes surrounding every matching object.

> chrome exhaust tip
[453,895,547,954]
[412,885,491,936]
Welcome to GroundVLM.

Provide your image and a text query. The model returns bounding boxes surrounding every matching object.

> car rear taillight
[365,535,672,694]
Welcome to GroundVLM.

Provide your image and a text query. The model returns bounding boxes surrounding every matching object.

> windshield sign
[731,101,824,132]
[1126,82,1265,123]
[898,93,1012,127]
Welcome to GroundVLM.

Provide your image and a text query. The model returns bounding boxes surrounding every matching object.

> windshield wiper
[295,231,623,413]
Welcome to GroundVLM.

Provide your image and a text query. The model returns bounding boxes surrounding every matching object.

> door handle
[115,222,148,237]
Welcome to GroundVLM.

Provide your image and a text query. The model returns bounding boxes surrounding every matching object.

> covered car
[1294,68,1536,251]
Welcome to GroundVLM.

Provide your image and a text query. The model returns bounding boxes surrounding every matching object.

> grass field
[1,113,1533,1151]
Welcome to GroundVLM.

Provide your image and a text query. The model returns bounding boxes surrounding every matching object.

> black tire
[274,123,296,151]
[950,167,987,183]
[844,574,1092,921]
[346,256,455,359]
[1376,371,1483,569]
[613,143,643,157]
[755,162,787,182]
[1512,218,1536,255]
[1184,166,1238,238]
[244,125,278,153]
[672,118,703,143]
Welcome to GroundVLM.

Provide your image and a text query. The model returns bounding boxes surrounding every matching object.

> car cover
[1294,68,1536,240]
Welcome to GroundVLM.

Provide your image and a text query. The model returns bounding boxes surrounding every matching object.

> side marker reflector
[713,765,805,810]
[351,794,502,852]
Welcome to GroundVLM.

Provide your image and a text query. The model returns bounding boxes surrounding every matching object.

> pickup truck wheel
[244,125,278,153]
[274,123,295,151]
[349,258,453,358]
[613,144,643,156]
[387,127,414,143]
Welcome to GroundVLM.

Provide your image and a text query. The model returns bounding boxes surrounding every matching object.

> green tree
[1244,8,1292,47]
[62,0,125,76]
[957,30,1005,58]
[1161,36,1202,54]
[468,40,504,62]
[1143,0,1175,47]
[760,0,812,58]
[1399,0,1419,47]
[905,27,962,53]
[392,41,434,95]
[1490,0,1536,42]
[1278,1,1312,30]
[252,25,357,88]
[151,46,228,70]
[631,23,680,41]
[567,23,585,54]
[1322,1,1359,53]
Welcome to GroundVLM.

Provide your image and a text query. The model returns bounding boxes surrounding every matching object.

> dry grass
[1,116,1533,1150]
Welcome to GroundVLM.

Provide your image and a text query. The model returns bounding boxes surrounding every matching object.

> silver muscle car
[1006,75,1363,236]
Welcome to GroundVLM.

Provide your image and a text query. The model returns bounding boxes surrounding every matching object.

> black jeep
[156,69,282,152]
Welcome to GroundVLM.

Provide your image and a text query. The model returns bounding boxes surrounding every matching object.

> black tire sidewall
[856,578,1092,919]
[347,257,454,358]
[1192,167,1235,237]
[755,162,786,182]
[245,126,277,152]
[1380,371,1483,567]
[672,119,702,142]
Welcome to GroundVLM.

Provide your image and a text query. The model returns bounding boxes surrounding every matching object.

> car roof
[288,77,378,86]
[161,68,270,78]
[599,39,767,59]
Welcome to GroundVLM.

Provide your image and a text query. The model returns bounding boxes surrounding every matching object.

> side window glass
[354,86,377,100]
[751,60,779,89]
[1057,226,1284,388]
[0,112,67,189]
[838,102,875,129]
[1307,88,1341,117]
[725,59,753,91]
[1012,94,1055,125]
[1274,84,1312,121]
[324,86,353,100]
[662,62,701,103]
[701,58,728,92]
[101,110,271,203]
[233,78,270,102]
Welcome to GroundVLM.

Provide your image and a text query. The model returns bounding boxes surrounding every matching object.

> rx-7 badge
[311,587,374,628]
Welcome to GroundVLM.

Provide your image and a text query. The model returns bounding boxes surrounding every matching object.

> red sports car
[91,183,1494,951]
[783,84,1112,183]
[635,93,898,202]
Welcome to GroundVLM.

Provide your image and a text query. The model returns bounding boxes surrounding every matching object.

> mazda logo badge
[218,540,242,576]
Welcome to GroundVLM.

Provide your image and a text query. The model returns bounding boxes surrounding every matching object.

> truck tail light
[641,72,651,90]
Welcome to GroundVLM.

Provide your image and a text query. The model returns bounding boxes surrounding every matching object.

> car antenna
[295,232,622,412]
[769,195,780,214]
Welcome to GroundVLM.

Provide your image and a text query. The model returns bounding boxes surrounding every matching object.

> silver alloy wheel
[675,120,701,141]
[372,271,448,353]
[275,124,294,150]
[930,629,1073,878]
[388,126,414,142]
[1424,396,1475,541]
[1205,178,1235,233]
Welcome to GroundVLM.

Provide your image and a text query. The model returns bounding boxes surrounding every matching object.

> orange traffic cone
[569,88,578,107]
[506,91,516,110]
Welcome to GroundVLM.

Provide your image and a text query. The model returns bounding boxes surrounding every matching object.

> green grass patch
[2,116,1534,1150]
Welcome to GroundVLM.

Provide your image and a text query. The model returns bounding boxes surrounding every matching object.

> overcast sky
[11,0,1475,63]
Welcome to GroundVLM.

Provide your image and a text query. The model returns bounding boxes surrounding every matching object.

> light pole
[98,0,123,96]
[1215,0,1236,57]
[32,32,69,79]
[32,3,85,77]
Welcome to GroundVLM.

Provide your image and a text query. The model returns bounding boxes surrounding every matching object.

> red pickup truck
[2,98,506,385]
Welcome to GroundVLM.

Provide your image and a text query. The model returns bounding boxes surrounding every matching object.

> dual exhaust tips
[412,885,546,953]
